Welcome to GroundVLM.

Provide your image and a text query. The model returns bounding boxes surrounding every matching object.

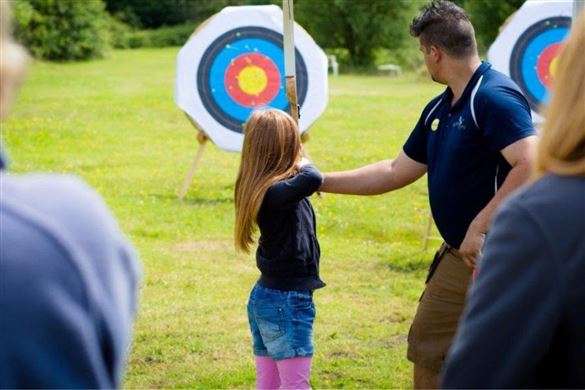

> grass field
[2,47,444,388]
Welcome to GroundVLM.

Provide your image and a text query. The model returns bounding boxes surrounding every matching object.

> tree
[12,0,110,61]
[461,0,524,53]
[296,0,415,69]
[103,0,275,29]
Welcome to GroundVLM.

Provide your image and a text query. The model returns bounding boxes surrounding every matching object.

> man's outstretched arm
[320,150,427,195]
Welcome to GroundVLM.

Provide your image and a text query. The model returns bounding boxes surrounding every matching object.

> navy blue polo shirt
[403,62,535,248]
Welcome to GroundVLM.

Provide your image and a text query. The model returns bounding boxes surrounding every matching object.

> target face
[175,5,328,152]
[487,0,573,122]
[510,17,571,111]
[197,26,308,133]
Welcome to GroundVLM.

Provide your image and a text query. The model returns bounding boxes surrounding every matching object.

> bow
[283,0,299,124]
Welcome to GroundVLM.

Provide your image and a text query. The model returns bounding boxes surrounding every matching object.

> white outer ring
[175,5,328,152]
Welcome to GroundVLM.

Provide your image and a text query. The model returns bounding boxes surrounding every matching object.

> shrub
[145,23,195,47]
[12,0,110,61]
[107,14,133,49]
[375,39,424,73]
[126,30,151,49]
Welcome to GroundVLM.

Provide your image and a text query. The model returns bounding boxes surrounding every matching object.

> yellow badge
[431,118,440,131]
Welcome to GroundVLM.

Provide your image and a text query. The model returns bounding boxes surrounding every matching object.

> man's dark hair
[410,0,477,58]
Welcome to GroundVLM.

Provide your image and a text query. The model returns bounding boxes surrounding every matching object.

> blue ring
[510,16,571,112]
[520,28,569,103]
[196,27,309,134]
[209,38,288,122]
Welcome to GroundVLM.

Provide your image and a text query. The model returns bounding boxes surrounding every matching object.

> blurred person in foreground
[442,9,585,389]
[0,3,141,388]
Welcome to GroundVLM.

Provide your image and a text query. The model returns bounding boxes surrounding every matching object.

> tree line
[11,0,523,69]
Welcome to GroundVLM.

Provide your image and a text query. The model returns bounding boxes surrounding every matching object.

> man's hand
[459,224,486,268]
[297,157,311,169]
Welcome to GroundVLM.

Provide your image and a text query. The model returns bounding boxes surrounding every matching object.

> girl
[235,109,324,390]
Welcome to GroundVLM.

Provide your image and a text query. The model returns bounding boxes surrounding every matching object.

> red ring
[224,53,281,107]
[536,42,561,89]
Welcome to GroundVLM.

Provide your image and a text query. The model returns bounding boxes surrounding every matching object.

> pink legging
[256,356,312,389]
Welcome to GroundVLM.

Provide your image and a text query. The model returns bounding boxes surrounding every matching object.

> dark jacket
[256,164,325,291]
[442,174,585,389]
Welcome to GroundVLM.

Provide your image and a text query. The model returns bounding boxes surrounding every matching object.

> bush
[12,0,110,61]
[146,24,195,47]
[126,30,151,49]
[113,23,195,49]
[107,14,134,49]
[375,39,424,73]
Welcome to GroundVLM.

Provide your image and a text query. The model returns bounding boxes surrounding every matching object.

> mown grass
[2,47,443,388]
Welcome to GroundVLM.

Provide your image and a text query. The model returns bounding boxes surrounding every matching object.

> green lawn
[2,47,444,388]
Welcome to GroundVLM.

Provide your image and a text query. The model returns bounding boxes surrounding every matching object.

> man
[0,3,141,388]
[320,1,536,388]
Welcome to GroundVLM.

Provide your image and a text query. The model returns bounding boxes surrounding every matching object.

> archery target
[510,16,571,111]
[176,5,328,152]
[488,0,572,122]
[197,26,308,133]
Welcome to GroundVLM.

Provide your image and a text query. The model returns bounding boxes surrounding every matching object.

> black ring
[510,16,571,112]
[196,26,308,134]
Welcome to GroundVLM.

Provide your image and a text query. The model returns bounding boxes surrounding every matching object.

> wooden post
[423,210,434,250]
[423,210,441,250]
[300,131,314,160]
[179,131,208,200]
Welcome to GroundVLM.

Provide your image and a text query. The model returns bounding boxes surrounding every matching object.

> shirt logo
[431,118,440,131]
[454,116,465,130]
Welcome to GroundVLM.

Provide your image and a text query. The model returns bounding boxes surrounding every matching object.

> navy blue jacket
[0,151,141,388]
[442,174,585,388]
[256,164,325,291]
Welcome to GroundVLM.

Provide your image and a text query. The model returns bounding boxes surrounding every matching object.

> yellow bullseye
[237,65,267,96]
[549,56,559,79]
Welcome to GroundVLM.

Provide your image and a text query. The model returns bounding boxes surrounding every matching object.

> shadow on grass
[181,197,233,206]
[382,253,429,274]
[154,193,233,206]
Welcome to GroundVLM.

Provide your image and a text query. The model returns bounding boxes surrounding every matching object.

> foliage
[109,24,197,49]
[103,0,417,69]
[139,24,196,48]
[296,0,416,69]
[104,0,244,29]
[11,0,110,61]
[461,0,525,53]
[4,47,444,388]
[11,0,525,67]
[107,13,135,50]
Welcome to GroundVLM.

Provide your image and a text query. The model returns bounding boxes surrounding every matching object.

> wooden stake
[300,131,314,160]
[423,209,441,250]
[179,131,208,200]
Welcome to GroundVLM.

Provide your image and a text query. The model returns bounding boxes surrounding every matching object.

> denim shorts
[247,283,316,361]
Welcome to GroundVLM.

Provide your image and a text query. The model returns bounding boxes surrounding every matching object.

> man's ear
[429,45,442,63]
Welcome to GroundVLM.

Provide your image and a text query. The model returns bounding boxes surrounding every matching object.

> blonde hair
[234,109,301,253]
[0,1,31,120]
[535,10,585,178]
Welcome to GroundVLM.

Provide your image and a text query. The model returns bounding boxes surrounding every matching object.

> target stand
[175,5,328,198]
